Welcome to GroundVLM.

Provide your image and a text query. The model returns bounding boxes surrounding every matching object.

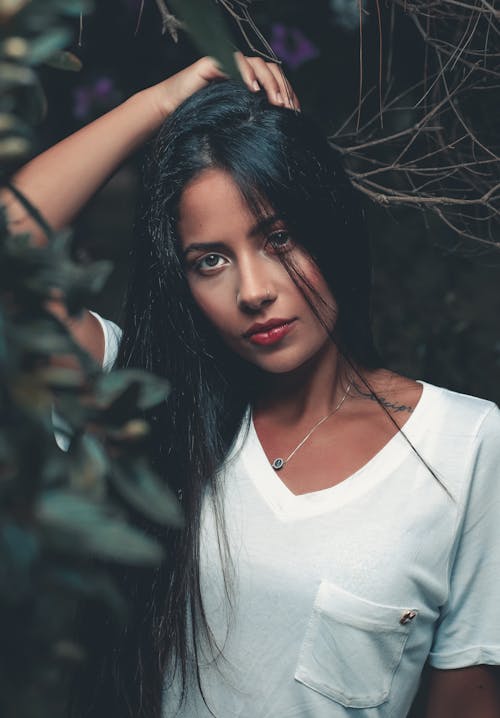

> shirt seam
[440,403,498,616]
[430,644,500,659]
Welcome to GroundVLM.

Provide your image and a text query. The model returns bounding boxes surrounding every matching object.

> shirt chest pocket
[294,581,418,709]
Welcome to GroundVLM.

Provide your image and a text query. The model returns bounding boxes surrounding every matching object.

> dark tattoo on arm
[352,383,414,414]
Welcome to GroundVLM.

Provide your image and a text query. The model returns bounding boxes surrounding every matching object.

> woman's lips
[246,319,297,346]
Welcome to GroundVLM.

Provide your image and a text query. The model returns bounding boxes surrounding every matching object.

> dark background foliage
[38,0,500,404]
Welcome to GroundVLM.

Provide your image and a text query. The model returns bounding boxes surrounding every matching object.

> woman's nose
[236,262,277,312]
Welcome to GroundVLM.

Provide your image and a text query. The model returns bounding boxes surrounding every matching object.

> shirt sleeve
[88,310,122,372]
[429,404,500,668]
[54,313,122,450]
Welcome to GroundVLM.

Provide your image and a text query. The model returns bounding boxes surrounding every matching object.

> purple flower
[270,23,319,71]
[94,77,114,99]
[73,77,117,121]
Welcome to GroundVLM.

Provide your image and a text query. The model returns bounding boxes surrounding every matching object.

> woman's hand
[2,50,299,366]
[234,52,301,110]
[152,52,300,119]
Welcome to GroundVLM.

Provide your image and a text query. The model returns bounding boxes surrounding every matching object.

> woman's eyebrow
[183,241,228,257]
[182,215,284,256]
[248,214,283,237]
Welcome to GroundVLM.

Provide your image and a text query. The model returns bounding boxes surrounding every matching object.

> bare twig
[154,0,184,42]
[193,0,500,247]
[331,0,500,246]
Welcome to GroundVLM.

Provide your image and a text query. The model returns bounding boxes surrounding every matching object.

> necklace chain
[271,379,353,471]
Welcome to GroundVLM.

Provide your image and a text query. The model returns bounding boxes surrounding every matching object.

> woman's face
[178,168,337,374]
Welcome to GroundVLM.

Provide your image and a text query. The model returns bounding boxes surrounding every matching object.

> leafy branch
[0,3,182,717]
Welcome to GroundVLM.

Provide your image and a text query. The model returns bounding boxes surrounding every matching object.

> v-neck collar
[240,381,436,520]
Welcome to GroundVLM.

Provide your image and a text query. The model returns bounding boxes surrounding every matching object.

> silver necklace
[270,379,353,471]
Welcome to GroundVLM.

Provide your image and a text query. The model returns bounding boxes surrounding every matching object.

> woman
[4,54,500,718]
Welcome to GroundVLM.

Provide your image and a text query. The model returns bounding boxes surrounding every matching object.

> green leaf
[95,369,170,412]
[10,321,75,355]
[50,0,93,17]
[0,112,31,136]
[107,419,150,441]
[169,0,239,78]
[52,395,90,431]
[0,135,30,159]
[110,460,183,528]
[0,0,31,23]
[37,366,84,389]
[68,434,108,498]
[0,61,36,89]
[64,259,113,310]
[1,36,29,61]
[26,28,72,66]
[37,491,165,565]
[45,50,82,72]
[95,380,141,425]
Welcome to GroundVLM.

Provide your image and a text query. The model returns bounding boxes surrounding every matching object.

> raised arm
[1,53,298,364]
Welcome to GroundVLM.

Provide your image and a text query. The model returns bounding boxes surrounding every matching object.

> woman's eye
[267,230,292,252]
[195,253,226,272]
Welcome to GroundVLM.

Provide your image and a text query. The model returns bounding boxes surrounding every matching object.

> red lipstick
[244,318,296,346]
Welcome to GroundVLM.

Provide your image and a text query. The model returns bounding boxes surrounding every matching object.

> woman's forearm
[1,86,167,243]
[0,54,295,364]
[1,53,298,246]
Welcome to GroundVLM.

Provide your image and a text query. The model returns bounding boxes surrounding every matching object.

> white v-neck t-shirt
[97,315,500,718]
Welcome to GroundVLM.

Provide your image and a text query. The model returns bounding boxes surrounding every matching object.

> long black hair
[75,79,382,718]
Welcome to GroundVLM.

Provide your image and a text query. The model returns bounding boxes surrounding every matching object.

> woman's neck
[253,341,353,425]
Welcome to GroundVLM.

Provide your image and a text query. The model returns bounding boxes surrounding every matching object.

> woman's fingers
[235,52,301,111]
[156,53,300,120]
[267,62,301,111]
[235,53,282,104]
[233,51,259,92]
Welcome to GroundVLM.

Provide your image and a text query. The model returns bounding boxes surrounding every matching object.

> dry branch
[153,0,499,247]
[154,0,184,41]
[331,0,500,246]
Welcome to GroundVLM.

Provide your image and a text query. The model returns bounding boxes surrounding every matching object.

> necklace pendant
[271,457,285,471]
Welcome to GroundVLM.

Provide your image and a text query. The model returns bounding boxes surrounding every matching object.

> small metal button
[399,610,417,625]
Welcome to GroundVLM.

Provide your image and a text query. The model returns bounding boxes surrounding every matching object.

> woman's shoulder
[418,379,498,438]
[365,369,498,446]
[401,377,499,500]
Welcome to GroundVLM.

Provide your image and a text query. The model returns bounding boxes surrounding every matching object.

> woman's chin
[247,350,325,376]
